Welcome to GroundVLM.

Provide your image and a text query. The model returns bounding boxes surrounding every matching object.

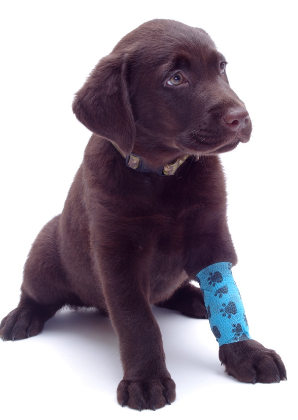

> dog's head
[73,19,252,168]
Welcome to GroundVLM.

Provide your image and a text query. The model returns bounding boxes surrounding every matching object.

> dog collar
[112,143,191,176]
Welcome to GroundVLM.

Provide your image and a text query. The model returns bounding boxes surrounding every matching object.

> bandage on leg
[195,262,251,346]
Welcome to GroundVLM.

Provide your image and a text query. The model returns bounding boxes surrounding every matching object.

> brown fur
[0,19,286,410]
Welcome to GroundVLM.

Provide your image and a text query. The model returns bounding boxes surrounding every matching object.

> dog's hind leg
[0,215,69,341]
[155,280,207,319]
[0,294,62,341]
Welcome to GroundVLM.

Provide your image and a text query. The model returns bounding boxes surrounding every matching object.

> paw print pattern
[220,301,237,318]
[244,313,248,326]
[214,285,228,298]
[212,326,221,339]
[239,333,249,341]
[232,323,243,337]
[207,271,223,287]
[207,305,211,319]
[232,324,249,342]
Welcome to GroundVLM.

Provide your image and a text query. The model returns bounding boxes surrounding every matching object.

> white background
[0,1,297,419]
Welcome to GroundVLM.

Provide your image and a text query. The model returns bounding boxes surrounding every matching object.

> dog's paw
[219,339,287,383]
[156,282,207,319]
[0,307,45,341]
[180,286,208,319]
[117,377,176,410]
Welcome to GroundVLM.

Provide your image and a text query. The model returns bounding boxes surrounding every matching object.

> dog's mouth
[181,125,251,156]
[210,139,240,154]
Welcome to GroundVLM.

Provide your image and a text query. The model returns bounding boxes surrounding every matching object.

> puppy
[0,19,286,411]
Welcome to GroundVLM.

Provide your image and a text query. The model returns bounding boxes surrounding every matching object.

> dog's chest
[148,248,188,304]
[137,211,195,303]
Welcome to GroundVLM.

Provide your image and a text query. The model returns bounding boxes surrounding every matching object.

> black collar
[113,143,191,176]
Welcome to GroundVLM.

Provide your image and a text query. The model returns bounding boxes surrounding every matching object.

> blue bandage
[195,262,251,346]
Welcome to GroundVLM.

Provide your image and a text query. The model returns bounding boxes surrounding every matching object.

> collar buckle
[126,154,165,175]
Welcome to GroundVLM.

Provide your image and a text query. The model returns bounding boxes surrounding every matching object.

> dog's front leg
[97,253,175,411]
[187,258,287,384]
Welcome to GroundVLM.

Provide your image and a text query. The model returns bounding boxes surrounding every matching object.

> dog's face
[73,19,252,167]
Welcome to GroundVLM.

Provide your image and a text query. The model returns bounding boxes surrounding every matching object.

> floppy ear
[72,53,135,155]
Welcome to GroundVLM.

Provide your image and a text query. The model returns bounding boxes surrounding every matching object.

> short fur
[0,19,286,410]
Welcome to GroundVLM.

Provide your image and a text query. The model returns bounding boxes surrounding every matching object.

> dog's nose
[222,107,250,131]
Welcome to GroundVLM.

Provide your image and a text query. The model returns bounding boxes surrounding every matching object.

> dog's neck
[112,143,192,176]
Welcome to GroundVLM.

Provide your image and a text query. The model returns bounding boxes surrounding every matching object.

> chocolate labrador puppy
[0,19,286,410]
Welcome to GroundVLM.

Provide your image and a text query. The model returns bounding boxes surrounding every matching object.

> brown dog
[0,19,286,410]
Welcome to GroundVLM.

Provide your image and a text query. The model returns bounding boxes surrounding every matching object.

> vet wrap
[195,262,251,346]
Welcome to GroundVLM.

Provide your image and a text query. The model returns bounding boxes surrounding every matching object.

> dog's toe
[219,339,287,384]
[117,377,176,410]
[0,307,45,341]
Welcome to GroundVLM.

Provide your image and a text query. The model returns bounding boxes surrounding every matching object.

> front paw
[117,376,176,411]
[219,339,287,383]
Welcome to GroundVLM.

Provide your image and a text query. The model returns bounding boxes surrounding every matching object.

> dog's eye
[167,72,186,86]
[220,61,227,74]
